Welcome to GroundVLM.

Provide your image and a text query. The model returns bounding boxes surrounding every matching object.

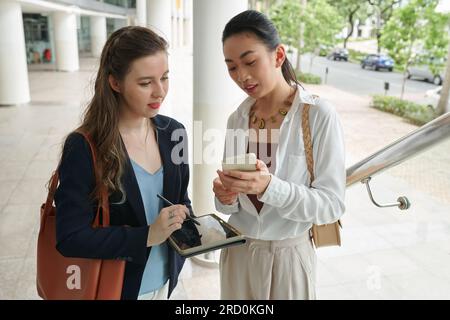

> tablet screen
[170,214,241,252]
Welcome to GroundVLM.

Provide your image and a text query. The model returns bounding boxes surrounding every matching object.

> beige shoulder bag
[301,103,342,248]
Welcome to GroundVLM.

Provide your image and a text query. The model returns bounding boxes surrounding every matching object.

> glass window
[23,14,49,42]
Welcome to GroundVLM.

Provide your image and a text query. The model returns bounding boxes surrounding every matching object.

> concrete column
[177,0,184,47]
[53,11,79,72]
[171,0,178,48]
[0,0,30,105]
[90,16,107,58]
[183,0,192,48]
[192,0,247,216]
[147,0,172,44]
[47,15,56,64]
[136,0,147,26]
[126,15,133,26]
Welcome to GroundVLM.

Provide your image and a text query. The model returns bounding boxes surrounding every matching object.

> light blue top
[131,159,169,295]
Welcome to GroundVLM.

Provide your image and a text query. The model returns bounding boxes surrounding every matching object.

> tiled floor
[1,47,449,299]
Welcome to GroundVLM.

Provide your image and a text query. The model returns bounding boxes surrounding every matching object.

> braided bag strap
[301,103,315,185]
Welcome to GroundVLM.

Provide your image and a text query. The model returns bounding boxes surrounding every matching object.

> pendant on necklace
[279,109,288,116]
[259,118,265,129]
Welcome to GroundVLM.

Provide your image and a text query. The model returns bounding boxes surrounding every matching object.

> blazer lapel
[152,116,177,205]
[122,154,148,226]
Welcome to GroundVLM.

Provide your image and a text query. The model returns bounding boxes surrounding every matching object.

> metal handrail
[195,112,450,267]
[346,112,450,209]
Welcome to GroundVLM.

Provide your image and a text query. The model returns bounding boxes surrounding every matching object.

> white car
[407,57,445,85]
[423,86,450,109]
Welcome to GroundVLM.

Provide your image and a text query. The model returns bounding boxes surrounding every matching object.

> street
[300,54,438,100]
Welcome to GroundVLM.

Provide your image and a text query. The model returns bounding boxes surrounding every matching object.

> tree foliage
[381,0,448,67]
[381,0,449,98]
[327,0,372,48]
[270,0,344,54]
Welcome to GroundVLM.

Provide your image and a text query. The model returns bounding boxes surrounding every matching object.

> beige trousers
[220,231,317,300]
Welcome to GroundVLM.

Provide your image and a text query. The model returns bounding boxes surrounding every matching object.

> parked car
[406,57,445,85]
[327,48,349,61]
[423,86,449,110]
[361,54,394,71]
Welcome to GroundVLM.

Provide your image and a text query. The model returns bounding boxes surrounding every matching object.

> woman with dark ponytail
[213,10,346,299]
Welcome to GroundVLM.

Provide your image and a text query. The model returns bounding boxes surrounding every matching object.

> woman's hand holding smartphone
[214,153,271,200]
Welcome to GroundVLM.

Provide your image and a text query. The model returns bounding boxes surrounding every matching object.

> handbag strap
[301,103,315,186]
[43,130,110,227]
[301,102,342,229]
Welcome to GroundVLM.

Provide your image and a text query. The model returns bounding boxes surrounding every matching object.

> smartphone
[222,153,257,171]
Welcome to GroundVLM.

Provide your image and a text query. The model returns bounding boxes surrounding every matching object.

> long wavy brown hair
[70,26,168,200]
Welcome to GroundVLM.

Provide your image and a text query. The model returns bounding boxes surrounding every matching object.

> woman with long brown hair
[54,26,191,300]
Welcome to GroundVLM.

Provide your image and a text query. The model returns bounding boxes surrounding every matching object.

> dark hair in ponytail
[222,10,301,87]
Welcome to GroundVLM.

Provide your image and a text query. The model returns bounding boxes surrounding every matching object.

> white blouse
[214,86,346,240]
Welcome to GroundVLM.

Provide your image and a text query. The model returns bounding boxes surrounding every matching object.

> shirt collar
[298,86,320,105]
[238,85,319,119]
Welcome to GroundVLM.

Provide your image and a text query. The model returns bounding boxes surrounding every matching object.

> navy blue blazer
[54,115,191,300]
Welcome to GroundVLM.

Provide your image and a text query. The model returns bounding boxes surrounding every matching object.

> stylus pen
[156,194,201,226]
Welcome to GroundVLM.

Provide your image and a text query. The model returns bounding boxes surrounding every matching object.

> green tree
[381,0,449,100]
[328,0,372,48]
[367,0,402,53]
[270,0,344,72]
[303,0,344,71]
[422,7,450,79]
[270,0,302,50]
[249,0,280,14]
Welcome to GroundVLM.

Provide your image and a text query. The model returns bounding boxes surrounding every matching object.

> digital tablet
[168,214,246,258]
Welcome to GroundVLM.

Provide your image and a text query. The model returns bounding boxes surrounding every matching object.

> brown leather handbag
[301,103,342,248]
[36,131,125,300]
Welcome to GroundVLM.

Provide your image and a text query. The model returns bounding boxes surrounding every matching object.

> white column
[193,0,247,216]
[0,0,30,105]
[177,0,184,47]
[136,0,147,26]
[183,0,192,48]
[171,0,178,48]
[147,0,172,44]
[53,11,79,72]
[90,16,107,58]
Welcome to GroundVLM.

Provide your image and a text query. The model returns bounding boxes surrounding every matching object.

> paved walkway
[1,47,449,300]
[307,84,450,206]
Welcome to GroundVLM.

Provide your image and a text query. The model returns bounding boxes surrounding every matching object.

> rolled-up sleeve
[258,104,346,225]
[214,196,240,215]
